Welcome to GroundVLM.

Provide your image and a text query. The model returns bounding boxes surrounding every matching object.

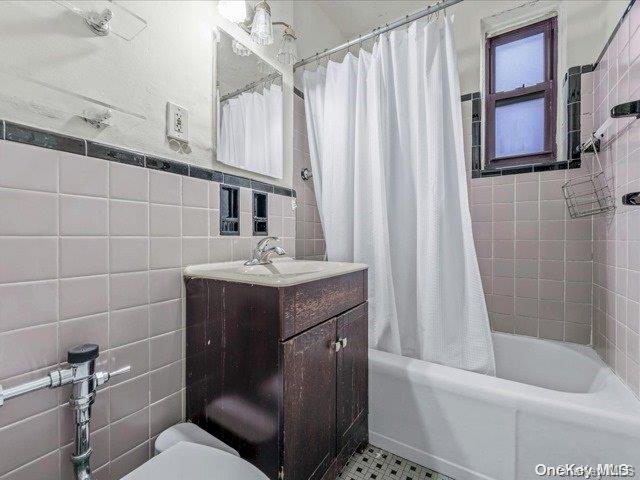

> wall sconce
[217,0,298,66]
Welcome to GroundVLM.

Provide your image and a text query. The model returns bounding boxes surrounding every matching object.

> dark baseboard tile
[223,173,251,188]
[0,119,296,198]
[189,165,215,181]
[461,91,481,103]
[472,160,580,178]
[5,121,86,155]
[146,156,189,176]
[88,141,145,167]
[251,180,274,193]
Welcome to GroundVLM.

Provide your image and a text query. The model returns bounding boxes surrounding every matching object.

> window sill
[471,159,581,179]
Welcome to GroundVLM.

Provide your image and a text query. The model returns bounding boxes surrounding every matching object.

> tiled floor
[338,444,454,480]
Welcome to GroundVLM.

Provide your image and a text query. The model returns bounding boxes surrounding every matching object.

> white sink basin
[184,257,367,287]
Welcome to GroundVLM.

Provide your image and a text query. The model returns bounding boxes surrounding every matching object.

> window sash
[484,17,557,168]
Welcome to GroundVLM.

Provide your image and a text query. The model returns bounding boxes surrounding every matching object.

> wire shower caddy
[562,134,616,219]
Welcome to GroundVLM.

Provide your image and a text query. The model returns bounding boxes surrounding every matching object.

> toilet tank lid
[155,423,239,457]
[121,442,269,480]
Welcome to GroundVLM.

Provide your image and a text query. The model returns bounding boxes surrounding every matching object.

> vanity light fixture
[250,0,273,45]
[219,0,298,65]
[276,25,297,65]
[218,0,247,23]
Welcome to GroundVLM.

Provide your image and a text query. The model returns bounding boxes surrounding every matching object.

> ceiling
[313,0,435,38]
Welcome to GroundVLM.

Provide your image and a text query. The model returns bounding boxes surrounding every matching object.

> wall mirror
[215,28,284,179]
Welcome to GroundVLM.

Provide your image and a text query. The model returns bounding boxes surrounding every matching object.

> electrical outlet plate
[166,102,188,143]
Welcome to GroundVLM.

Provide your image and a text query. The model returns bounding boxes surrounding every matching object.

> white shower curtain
[303,17,495,375]
[219,85,283,179]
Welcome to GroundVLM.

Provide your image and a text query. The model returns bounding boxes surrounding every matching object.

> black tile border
[0,119,296,198]
[471,159,579,178]
[5,121,86,156]
[88,141,145,167]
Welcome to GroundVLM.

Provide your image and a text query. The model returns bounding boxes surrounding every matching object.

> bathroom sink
[184,257,367,287]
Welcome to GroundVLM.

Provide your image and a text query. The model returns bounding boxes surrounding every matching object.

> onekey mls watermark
[535,464,635,478]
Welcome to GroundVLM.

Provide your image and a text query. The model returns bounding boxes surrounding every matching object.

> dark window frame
[484,17,558,169]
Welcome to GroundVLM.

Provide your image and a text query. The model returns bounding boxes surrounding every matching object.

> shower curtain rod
[293,0,463,70]
[220,72,282,102]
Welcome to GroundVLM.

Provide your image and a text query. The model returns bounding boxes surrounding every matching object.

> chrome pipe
[0,344,130,480]
[293,0,464,69]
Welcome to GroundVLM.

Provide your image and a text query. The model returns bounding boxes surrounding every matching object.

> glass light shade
[251,2,273,45]
[218,1,247,23]
[277,31,297,66]
[232,39,251,57]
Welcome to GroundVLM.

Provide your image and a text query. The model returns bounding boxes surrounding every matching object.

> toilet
[121,423,269,480]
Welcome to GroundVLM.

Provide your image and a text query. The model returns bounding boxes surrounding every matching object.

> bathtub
[369,333,640,480]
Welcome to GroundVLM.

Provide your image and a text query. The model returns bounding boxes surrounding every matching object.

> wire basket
[562,135,616,219]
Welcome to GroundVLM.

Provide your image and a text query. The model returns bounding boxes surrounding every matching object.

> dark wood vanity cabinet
[185,269,368,480]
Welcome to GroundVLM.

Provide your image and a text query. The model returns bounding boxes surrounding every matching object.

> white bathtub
[369,333,640,480]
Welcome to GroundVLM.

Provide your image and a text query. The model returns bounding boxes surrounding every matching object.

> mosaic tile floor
[338,444,454,480]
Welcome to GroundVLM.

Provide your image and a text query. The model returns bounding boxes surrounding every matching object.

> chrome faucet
[0,344,130,480]
[245,236,286,266]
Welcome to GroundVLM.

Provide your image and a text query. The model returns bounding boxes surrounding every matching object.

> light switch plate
[166,102,188,142]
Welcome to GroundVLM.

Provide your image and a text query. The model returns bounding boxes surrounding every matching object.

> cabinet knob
[340,338,348,349]
[331,341,342,352]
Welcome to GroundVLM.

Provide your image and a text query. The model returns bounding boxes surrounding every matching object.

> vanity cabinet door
[336,302,369,452]
[282,319,337,480]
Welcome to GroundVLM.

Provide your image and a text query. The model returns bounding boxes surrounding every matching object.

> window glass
[494,32,545,92]
[495,96,545,158]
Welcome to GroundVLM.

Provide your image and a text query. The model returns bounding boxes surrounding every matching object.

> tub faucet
[0,344,130,480]
[245,236,286,266]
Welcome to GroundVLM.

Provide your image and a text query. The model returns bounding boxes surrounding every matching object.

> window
[485,17,557,168]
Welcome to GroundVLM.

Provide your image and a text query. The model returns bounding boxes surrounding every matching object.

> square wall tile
[59,153,108,197]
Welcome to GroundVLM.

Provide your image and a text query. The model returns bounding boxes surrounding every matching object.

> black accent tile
[472,121,481,147]
[568,130,582,160]
[480,169,502,177]
[294,86,304,99]
[251,180,274,193]
[533,163,559,172]
[472,91,481,100]
[568,65,581,76]
[253,191,268,236]
[501,165,533,176]
[472,146,481,170]
[567,102,581,132]
[1,120,4,140]
[581,64,594,73]
[5,122,85,155]
[146,156,189,175]
[223,173,251,188]
[472,99,481,121]
[189,165,214,181]
[212,170,224,182]
[220,185,240,236]
[567,73,581,104]
[274,186,293,197]
[460,92,473,102]
[568,159,582,169]
[87,141,144,166]
[472,170,482,179]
